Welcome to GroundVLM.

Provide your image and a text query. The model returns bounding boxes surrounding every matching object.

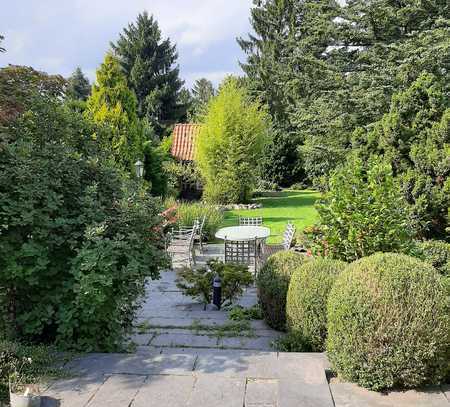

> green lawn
[220,190,320,243]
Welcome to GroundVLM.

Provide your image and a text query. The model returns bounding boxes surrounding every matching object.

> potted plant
[9,358,41,407]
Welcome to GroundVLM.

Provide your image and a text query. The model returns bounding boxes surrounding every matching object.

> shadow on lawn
[253,190,319,209]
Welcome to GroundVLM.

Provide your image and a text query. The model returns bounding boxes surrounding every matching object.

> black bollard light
[212,274,222,310]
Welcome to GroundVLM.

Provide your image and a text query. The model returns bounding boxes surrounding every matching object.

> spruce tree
[191,78,215,120]
[112,12,184,137]
[86,52,144,172]
[67,67,91,100]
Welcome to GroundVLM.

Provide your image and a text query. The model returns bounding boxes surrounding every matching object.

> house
[170,123,201,162]
[170,123,202,199]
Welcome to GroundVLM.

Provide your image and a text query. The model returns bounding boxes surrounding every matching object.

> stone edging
[217,203,263,211]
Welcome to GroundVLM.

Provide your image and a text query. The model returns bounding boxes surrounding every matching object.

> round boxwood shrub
[418,240,450,276]
[257,251,308,330]
[286,258,347,351]
[327,253,450,391]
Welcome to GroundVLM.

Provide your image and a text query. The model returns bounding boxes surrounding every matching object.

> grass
[220,189,320,243]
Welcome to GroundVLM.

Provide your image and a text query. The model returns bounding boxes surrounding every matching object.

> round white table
[215,226,271,241]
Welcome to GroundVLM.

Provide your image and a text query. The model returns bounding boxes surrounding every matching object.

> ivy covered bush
[0,95,167,351]
[256,251,308,330]
[286,258,346,351]
[327,253,450,391]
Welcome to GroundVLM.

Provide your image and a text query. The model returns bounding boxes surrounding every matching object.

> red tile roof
[170,124,201,161]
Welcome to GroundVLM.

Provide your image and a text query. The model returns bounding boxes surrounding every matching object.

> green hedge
[257,251,308,330]
[286,258,346,351]
[327,253,450,391]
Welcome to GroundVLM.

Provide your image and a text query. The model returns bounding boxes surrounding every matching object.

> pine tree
[67,67,91,100]
[86,52,144,172]
[112,12,184,137]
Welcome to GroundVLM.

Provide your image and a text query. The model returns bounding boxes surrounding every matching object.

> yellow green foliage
[196,77,270,204]
[86,52,144,172]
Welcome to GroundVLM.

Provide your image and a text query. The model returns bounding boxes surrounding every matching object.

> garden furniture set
[166,215,296,272]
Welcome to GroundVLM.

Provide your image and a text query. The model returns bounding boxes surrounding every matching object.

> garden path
[130,244,282,351]
[41,245,450,406]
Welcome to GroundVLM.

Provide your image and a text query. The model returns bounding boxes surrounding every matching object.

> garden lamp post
[135,160,144,179]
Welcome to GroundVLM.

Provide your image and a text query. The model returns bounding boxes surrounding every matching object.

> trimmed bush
[257,251,308,330]
[418,240,450,276]
[286,258,346,351]
[327,253,450,391]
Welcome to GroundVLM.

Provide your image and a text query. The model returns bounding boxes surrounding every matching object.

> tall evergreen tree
[240,0,449,186]
[177,87,194,123]
[239,0,339,186]
[86,52,144,172]
[67,67,91,100]
[191,78,215,120]
[112,12,184,137]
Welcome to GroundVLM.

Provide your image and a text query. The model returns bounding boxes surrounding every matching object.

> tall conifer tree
[112,12,184,137]
[67,67,91,100]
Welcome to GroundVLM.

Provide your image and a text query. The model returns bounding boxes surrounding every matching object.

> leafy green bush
[327,253,450,391]
[257,251,308,331]
[315,156,415,261]
[176,260,253,309]
[286,258,346,351]
[196,77,270,204]
[174,201,224,240]
[228,305,263,321]
[274,330,313,352]
[0,95,167,351]
[417,240,450,276]
[0,341,70,403]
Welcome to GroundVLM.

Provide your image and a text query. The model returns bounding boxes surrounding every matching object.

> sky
[0,0,253,89]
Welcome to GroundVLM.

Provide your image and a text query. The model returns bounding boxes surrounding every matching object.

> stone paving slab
[42,374,105,407]
[150,332,220,348]
[186,376,246,407]
[66,351,197,376]
[245,378,278,406]
[86,374,145,407]
[330,380,450,407]
[132,375,195,407]
[219,335,275,351]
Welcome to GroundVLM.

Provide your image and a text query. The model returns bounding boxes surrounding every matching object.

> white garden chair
[166,224,198,268]
[239,216,263,226]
